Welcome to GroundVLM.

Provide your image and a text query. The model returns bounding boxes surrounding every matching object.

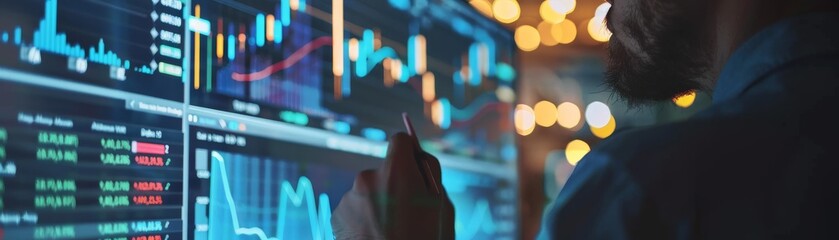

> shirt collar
[712,13,839,104]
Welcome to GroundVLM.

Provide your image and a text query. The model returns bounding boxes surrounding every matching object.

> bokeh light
[549,0,576,14]
[590,116,616,138]
[495,86,516,103]
[493,0,521,24]
[594,2,611,19]
[347,38,359,61]
[565,139,590,166]
[540,1,566,24]
[587,18,611,42]
[515,104,536,136]
[556,102,581,129]
[534,101,558,127]
[515,25,540,51]
[587,2,612,42]
[585,101,611,128]
[551,19,577,44]
[673,90,696,108]
[469,0,493,18]
[538,21,559,46]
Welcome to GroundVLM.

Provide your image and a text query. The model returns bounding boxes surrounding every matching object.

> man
[332,0,839,238]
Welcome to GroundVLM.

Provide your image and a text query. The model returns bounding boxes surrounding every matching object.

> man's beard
[604,1,711,105]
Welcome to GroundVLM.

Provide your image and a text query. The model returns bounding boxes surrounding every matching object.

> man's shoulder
[592,117,730,165]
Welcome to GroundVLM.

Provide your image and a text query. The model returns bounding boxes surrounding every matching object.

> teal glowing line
[280,0,291,27]
[354,29,374,77]
[207,35,213,92]
[298,0,307,12]
[13,27,20,45]
[366,47,397,70]
[342,39,351,96]
[468,43,480,86]
[354,29,416,81]
[388,0,410,10]
[438,98,451,129]
[227,35,235,60]
[210,152,334,240]
[273,20,283,44]
[450,93,499,120]
[455,199,496,240]
[255,14,265,47]
[277,177,327,239]
[496,63,516,82]
[399,63,409,82]
[408,35,416,75]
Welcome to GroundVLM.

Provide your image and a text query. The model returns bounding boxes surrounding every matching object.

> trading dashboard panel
[0,0,518,239]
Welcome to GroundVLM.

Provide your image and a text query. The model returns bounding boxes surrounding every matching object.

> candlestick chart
[188,0,517,163]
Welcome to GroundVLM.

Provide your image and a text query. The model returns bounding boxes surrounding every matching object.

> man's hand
[332,133,455,240]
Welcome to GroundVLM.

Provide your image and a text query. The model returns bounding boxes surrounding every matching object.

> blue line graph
[442,168,516,239]
[455,199,496,240]
[209,151,334,240]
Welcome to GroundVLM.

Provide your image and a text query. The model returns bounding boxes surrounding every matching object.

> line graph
[230,36,333,82]
[209,151,334,240]
[185,0,518,165]
[455,199,496,240]
[442,168,516,240]
[191,0,338,117]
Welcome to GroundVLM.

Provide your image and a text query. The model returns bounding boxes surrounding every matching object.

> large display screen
[0,0,518,239]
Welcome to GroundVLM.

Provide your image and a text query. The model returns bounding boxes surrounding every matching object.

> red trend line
[231,36,334,82]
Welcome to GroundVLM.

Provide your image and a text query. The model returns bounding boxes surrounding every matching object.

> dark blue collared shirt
[539,13,839,239]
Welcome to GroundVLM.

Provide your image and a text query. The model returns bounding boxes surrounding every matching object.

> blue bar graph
[273,19,282,44]
[13,27,20,45]
[31,0,130,68]
[255,14,265,47]
[227,35,235,61]
[468,43,480,86]
[280,0,291,27]
[298,0,307,12]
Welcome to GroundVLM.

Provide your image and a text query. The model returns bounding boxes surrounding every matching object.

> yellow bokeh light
[594,2,611,19]
[470,0,493,18]
[549,0,576,14]
[348,38,359,61]
[422,72,435,102]
[587,18,612,42]
[551,19,577,44]
[538,21,559,46]
[565,139,590,166]
[534,101,558,127]
[515,25,540,51]
[290,0,300,11]
[493,0,521,24]
[590,116,616,139]
[514,104,536,136]
[540,1,566,24]
[431,100,443,127]
[556,102,581,129]
[495,86,516,103]
[673,90,697,108]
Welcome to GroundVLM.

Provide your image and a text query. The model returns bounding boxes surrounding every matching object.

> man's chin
[605,40,700,105]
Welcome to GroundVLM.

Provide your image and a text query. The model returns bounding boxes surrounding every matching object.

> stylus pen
[402,113,441,195]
